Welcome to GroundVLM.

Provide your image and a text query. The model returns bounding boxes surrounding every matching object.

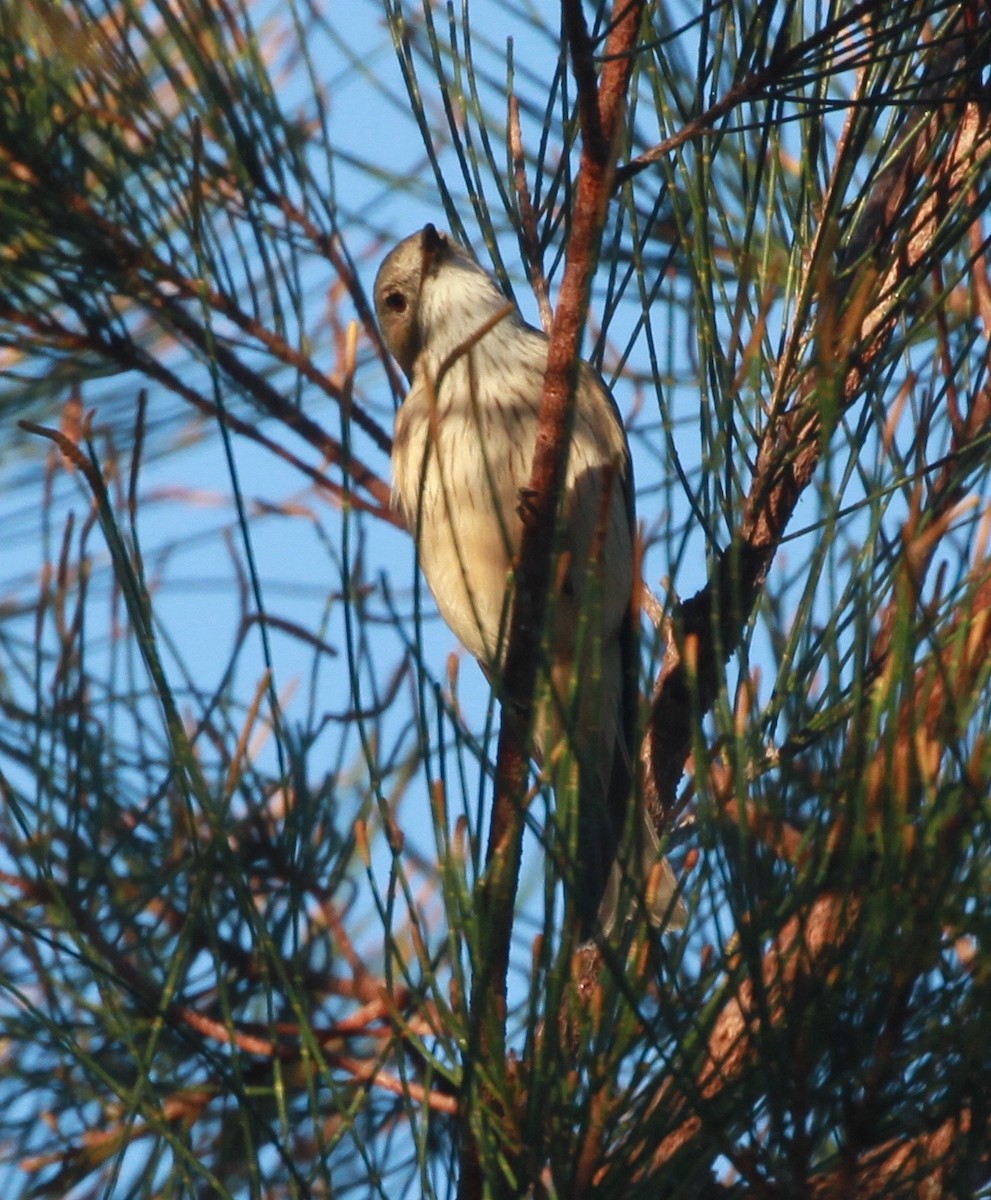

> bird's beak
[420,223,445,276]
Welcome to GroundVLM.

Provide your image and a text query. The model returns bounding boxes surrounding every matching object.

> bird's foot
[516,486,539,525]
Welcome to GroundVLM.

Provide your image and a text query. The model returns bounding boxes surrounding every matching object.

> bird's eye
[385,291,408,313]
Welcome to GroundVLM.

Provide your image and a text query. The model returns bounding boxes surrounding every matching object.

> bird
[375,223,684,938]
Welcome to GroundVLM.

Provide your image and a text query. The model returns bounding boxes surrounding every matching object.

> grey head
[373,224,481,380]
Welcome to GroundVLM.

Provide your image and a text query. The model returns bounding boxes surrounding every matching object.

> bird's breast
[392,366,539,663]
[390,348,633,666]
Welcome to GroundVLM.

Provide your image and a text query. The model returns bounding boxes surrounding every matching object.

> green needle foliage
[1,0,990,1197]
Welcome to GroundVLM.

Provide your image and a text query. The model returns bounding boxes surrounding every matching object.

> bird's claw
[516,486,539,524]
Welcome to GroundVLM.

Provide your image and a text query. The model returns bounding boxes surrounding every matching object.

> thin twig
[509,93,554,333]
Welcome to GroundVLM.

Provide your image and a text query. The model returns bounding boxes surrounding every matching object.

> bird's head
[374,224,511,379]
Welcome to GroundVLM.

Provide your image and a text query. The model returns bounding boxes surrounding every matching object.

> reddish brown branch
[630,551,991,1189]
[481,0,643,1012]
[509,94,553,332]
[618,25,991,1191]
[811,1109,988,1198]
[644,65,991,822]
[482,0,644,977]
[458,3,646,1197]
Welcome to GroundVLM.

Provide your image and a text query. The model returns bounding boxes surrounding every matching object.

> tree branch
[458,2,645,1195]
[643,36,991,821]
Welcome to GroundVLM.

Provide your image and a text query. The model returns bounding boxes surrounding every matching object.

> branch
[0,145,396,507]
[643,35,991,820]
[6,303,397,525]
[632,553,991,1187]
[812,1110,988,1197]
[458,2,645,1196]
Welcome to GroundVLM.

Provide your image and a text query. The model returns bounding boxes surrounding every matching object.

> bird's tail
[544,616,686,939]
[596,801,687,937]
